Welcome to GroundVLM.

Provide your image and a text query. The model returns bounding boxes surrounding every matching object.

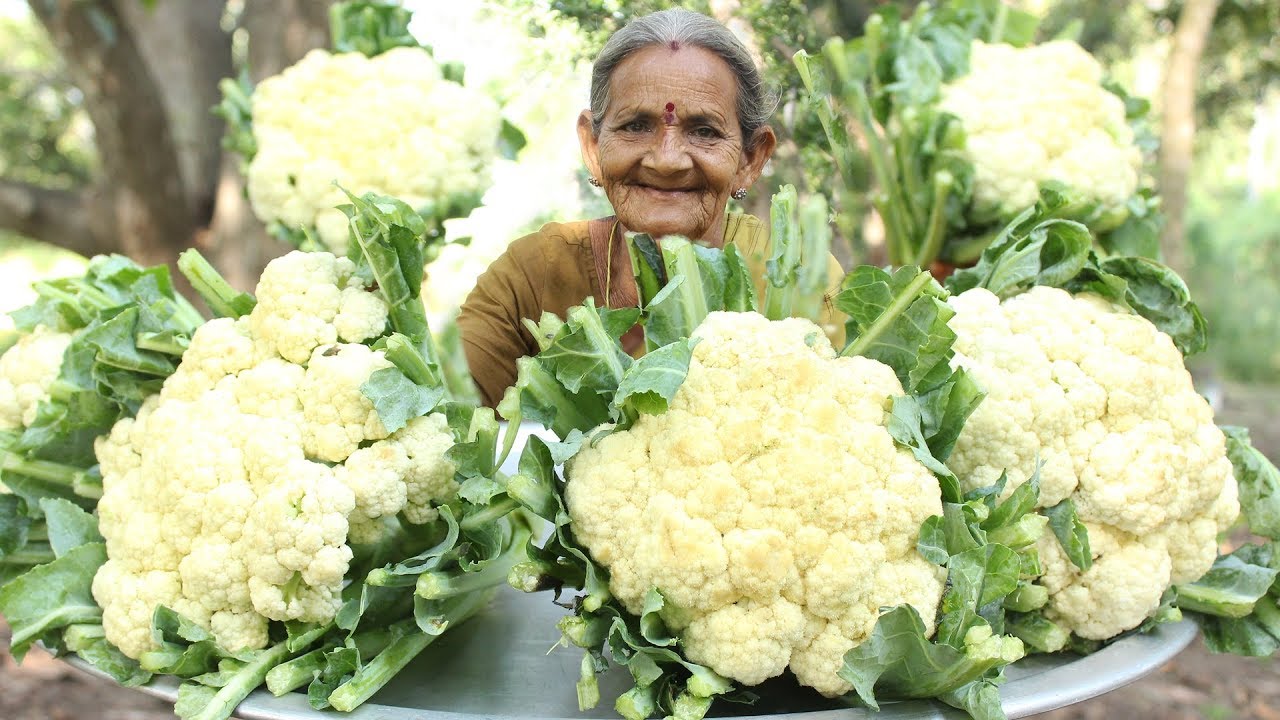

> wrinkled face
[579,45,775,244]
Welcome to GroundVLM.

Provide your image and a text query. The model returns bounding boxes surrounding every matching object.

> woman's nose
[643,127,694,173]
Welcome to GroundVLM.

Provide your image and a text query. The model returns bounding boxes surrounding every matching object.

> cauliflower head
[92,251,457,659]
[246,47,501,255]
[565,311,947,697]
[0,326,72,430]
[945,286,1238,639]
[939,40,1142,222]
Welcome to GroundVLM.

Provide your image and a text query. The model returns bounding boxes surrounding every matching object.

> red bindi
[663,102,677,125]
[665,103,676,112]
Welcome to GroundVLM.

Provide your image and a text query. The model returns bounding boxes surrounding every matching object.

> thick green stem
[417,560,510,600]
[62,623,106,651]
[458,496,520,533]
[383,334,441,387]
[841,271,935,358]
[184,639,293,720]
[895,113,927,236]
[264,648,326,695]
[1006,613,1069,654]
[176,249,257,319]
[865,14,884,100]
[0,542,54,566]
[327,591,493,712]
[989,2,1009,43]
[0,449,94,492]
[915,171,955,267]
[846,85,913,264]
[508,559,582,593]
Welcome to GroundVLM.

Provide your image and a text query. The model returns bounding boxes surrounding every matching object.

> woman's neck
[615,214,727,248]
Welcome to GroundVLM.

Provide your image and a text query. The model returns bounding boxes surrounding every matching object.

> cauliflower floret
[161,318,260,401]
[300,343,392,462]
[947,286,1238,639]
[0,326,72,429]
[1037,522,1171,640]
[391,412,459,524]
[940,40,1142,221]
[337,441,411,521]
[565,311,946,696]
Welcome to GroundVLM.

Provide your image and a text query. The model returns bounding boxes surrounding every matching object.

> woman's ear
[577,110,604,181]
[737,125,778,187]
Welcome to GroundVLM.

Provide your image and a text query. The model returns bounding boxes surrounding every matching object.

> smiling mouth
[635,184,698,196]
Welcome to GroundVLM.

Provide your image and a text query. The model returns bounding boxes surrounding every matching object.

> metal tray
[66,587,1198,720]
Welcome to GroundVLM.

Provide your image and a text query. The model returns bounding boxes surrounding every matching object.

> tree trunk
[198,0,339,291]
[116,1,234,222]
[28,0,196,268]
[1158,0,1221,276]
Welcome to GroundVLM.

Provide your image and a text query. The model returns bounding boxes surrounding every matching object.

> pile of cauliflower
[939,40,1143,223]
[92,251,458,659]
[945,286,1239,640]
[565,311,947,696]
[246,47,502,255]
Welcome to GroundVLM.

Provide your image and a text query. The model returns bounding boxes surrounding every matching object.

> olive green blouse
[457,213,845,408]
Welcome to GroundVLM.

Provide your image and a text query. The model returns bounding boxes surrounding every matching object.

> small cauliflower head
[939,40,1142,222]
[0,326,72,429]
[565,311,946,697]
[248,251,389,364]
[246,47,501,254]
[946,286,1238,639]
[92,250,457,659]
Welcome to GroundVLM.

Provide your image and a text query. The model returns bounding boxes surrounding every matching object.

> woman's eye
[622,120,649,133]
[693,126,720,139]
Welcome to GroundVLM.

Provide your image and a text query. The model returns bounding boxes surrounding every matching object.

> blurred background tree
[0,0,338,289]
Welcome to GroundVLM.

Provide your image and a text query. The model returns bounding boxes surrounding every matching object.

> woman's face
[578,44,776,244]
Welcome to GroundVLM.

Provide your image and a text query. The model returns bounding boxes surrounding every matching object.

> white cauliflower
[246,47,502,254]
[939,40,1142,222]
[249,251,388,364]
[565,311,947,696]
[92,251,457,660]
[945,286,1238,639]
[0,326,73,430]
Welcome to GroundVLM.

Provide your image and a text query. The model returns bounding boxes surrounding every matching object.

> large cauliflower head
[92,251,457,659]
[939,40,1142,222]
[565,311,947,697]
[946,286,1238,639]
[246,47,501,255]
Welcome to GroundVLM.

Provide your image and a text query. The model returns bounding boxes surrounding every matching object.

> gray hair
[588,8,777,149]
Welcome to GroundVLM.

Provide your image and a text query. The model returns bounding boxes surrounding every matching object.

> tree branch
[0,179,112,258]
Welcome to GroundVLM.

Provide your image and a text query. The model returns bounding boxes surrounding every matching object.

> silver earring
[732,188,748,200]
[588,177,602,187]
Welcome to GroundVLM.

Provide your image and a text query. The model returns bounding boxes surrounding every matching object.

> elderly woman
[458,8,842,407]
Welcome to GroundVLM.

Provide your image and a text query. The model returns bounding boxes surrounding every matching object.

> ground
[1,378,1277,720]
